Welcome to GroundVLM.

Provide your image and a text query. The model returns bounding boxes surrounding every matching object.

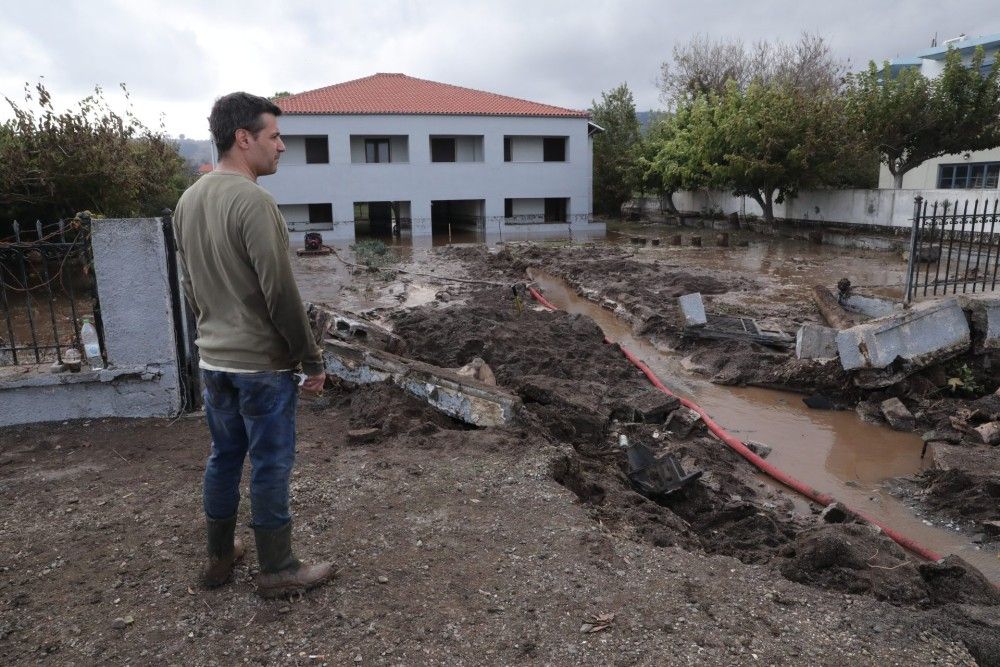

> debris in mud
[819,502,850,523]
[880,397,916,431]
[621,436,702,499]
[679,292,793,349]
[664,407,702,438]
[322,338,521,427]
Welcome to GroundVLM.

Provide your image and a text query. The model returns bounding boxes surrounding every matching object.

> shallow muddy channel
[527,268,999,583]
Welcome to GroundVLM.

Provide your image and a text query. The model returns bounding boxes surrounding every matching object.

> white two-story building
[260,73,603,242]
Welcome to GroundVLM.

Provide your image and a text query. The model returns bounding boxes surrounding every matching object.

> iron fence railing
[905,196,1000,303]
[0,214,103,366]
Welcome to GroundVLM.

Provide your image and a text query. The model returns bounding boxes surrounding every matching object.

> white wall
[669,187,999,230]
[261,113,593,238]
[877,147,1000,189]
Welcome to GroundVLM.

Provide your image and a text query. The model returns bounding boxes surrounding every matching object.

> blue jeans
[201,370,298,529]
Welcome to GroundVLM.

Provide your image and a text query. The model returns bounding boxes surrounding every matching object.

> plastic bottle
[80,316,104,369]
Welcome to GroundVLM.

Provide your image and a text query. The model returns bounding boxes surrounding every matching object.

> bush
[0,82,189,233]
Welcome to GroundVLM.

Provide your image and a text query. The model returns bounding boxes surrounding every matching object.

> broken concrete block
[795,324,839,360]
[836,297,970,372]
[959,294,1000,351]
[880,397,915,432]
[820,502,850,523]
[840,294,897,319]
[973,421,1000,445]
[678,293,707,327]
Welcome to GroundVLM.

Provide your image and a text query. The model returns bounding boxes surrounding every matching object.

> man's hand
[301,372,326,394]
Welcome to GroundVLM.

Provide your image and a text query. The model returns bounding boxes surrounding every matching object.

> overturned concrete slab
[795,324,839,360]
[322,339,520,427]
[836,298,970,384]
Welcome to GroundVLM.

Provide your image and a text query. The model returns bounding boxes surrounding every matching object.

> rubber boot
[202,515,245,588]
[253,522,333,599]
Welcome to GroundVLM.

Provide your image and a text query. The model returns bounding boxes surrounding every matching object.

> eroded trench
[527,268,1000,583]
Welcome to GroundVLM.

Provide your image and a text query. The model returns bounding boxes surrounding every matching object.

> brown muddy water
[527,268,1000,583]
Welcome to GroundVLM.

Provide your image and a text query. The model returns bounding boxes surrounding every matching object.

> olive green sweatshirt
[172,171,323,375]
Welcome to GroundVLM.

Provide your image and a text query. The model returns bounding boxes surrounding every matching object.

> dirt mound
[392,288,648,398]
[779,523,999,606]
[680,339,853,393]
[337,383,470,439]
[916,467,1000,523]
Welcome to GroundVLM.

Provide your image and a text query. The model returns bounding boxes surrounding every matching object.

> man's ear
[233,127,250,149]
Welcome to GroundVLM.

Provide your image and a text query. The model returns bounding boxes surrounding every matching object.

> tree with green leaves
[591,83,642,217]
[638,105,711,214]
[846,46,1000,188]
[653,81,851,223]
[0,82,189,229]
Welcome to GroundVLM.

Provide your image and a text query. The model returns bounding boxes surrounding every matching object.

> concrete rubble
[836,297,971,388]
[795,324,839,360]
[678,292,707,327]
[321,338,521,427]
[880,397,916,432]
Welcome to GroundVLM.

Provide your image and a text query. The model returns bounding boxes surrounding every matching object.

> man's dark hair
[209,92,282,155]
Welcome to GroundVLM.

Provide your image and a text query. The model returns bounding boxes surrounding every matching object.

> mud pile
[385,287,998,623]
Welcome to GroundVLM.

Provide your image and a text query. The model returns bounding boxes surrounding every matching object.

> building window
[430,137,456,162]
[544,198,568,222]
[938,162,1000,189]
[504,137,512,162]
[504,198,513,218]
[365,138,390,163]
[304,137,329,164]
[543,137,567,162]
[308,203,333,223]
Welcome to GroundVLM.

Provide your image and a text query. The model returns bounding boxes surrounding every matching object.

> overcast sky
[2,0,997,139]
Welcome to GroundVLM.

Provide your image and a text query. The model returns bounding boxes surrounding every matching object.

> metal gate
[160,209,201,410]
[905,195,1000,303]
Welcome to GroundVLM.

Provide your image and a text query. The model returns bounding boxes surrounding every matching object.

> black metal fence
[0,214,103,366]
[905,196,1000,303]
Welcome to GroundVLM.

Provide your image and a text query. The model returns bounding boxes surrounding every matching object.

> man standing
[173,92,332,598]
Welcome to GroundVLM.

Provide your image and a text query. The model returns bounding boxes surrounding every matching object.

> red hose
[528,285,944,563]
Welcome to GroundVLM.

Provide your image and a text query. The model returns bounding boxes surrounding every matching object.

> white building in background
[260,73,603,242]
[879,32,1000,190]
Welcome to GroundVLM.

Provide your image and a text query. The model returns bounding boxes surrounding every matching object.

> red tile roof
[275,73,589,118]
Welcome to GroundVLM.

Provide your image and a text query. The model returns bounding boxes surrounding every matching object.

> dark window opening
[430,137,456,162]
[543,137,566,162]
[365,138,390,163]
[504,137,512,162]
[504,198,513,218]
[938,161,1000,189]
[308,203,333,223]
[544,198,568,222]
[305,137,329,164]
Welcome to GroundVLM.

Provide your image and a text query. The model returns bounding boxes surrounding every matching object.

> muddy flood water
[293,230,999,583]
